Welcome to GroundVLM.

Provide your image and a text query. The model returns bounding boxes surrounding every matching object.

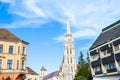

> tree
[86,52,90,64]
[75,64,92,80]
[78,51,86,65]
[75,76,87,80]
[75,51,93,80]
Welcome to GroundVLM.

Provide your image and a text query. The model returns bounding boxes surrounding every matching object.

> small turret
[40,66,47,78]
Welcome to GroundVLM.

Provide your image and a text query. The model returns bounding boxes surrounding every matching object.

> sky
[0,0,120,74]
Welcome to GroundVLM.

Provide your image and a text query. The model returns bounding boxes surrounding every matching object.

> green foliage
[75,76,87,80]
[77,64,91,79]
[86,52,90,64]
[75,51,93,80]
[78,51,86,65]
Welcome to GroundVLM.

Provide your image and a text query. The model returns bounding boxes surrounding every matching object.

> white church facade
[59,17,76,80]
[40,18,77,80]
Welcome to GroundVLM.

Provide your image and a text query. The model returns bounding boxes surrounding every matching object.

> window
[114,44,120,51]
[70,48,72,54]
[9,46,13,54]
[94,66,101,72]
[104,62,115,70]
[118,61,120,67]
[71,58,72,63]
[22,60,24,70]
[107,47,113,54]
[67,48,69,55]
[22,47,25,54]
[18,46,20,54]
[0,59,2,68]
[0,45,3,53]
[102,50,107,55]
[7,60,13,69]
[92,54,98,59]
[102,47,113,56]
[17,60,19,69]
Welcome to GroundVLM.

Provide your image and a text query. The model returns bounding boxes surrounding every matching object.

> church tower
[40,66,47,78]
[60,17,76,80]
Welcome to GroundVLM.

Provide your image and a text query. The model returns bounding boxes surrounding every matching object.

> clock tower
[60,17,76,80]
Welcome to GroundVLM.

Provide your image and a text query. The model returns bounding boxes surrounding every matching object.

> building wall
[0,40,28,80]
[93,76,120,80]
[25,74,39,80]
[89,37,120,77]
[47,76,60,80]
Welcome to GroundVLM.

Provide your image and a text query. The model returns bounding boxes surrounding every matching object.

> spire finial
[66,16,71,34]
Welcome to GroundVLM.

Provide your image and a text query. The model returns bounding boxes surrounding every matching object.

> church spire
[66,16,71,34]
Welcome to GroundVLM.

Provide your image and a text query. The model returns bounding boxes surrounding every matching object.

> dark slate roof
[26,67,38,75]
[0,28,29,44]
[90,20,120,50]
[41,66,47,71]
[43,71,60,80]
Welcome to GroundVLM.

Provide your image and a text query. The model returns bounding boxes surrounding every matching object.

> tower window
[67,49,69,55]
[70,48,72,54]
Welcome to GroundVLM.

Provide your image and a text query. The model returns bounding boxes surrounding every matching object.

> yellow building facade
[0,28,29,80]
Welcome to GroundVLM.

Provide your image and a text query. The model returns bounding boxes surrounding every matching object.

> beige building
[89,20,120,80]
[0,28,29,80]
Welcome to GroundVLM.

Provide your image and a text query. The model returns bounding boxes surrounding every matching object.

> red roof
[26,67,38,75]
[43,71,60,80]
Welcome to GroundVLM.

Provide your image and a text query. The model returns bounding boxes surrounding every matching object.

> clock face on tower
[68,37,71,41]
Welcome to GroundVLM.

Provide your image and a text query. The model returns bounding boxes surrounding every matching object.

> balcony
[102,53,114,64]
[107,68,117,73]
[115,53,120,61]
[91,59,101,67]
[95,71,103,75]
[90,50,99,56]
[100,45,109,51]
[113,39,120,46]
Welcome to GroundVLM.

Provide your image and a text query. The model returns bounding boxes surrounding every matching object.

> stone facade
[59,17,76,80]
[0,28,29,80]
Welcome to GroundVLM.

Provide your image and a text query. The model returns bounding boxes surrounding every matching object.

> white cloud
[0,0,120,39]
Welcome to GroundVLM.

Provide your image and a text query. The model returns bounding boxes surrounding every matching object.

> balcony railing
[102,53,114,64]
[107,68,117,73]
[115,53,120,61]
[91,58,101,67]
[95,71,103,75]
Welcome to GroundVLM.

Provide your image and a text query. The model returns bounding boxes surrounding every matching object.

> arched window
[67,48,69,55]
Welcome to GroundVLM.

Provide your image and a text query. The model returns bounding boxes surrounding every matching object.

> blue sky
[0,0,120,74]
